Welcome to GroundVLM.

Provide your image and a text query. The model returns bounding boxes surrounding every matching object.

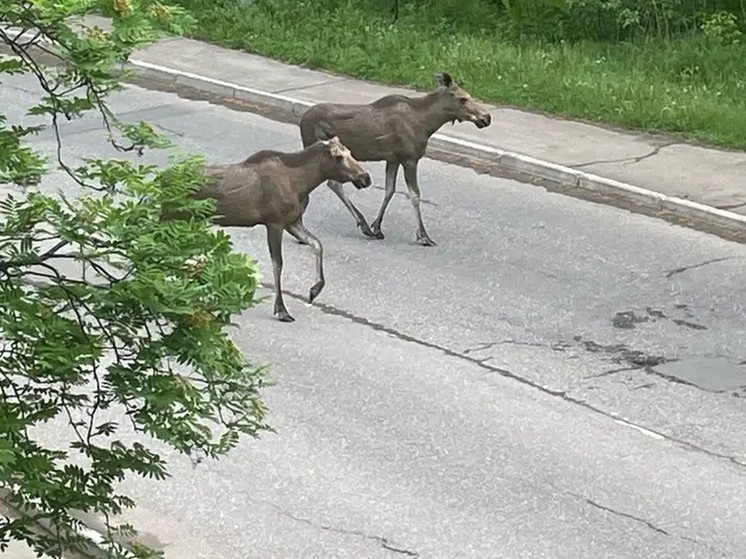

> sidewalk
[125,34,746,241]
[132,36,746,211]
[4,539,57,559]
[12,15,746,240]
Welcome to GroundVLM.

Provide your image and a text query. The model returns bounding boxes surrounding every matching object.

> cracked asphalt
[569,139,681,170]
[4,72,746,559]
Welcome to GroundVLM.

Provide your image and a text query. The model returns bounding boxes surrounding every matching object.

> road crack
[584,366,639,379]
[570,141,679,169]
[582,496,669,535]
[155,123,186,138]
[671,318,707,331]
[273,77,348,94]
[716,201,746,211]
[266,282,746,471]
[251,498,419,556]
[566,493,726,556]
[462,339,546,354]
[663,256,734,278]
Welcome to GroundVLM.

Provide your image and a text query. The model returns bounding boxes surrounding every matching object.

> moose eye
[459,98,467,105]
[335,154,344,161]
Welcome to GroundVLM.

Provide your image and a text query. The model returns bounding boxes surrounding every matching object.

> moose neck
[413,91,457,138]
[292,145,331,199]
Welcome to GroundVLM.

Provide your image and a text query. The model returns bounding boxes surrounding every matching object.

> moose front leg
[286,220,325,304]
[266,224,294,322]
[370,161,399,240]
[287,215,311,246]
[287,197,312,245]
[402,160,436,246]
[327,179,376,239]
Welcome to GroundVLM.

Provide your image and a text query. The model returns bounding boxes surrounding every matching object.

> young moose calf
[176,123,372,322]
[298,72,492,246]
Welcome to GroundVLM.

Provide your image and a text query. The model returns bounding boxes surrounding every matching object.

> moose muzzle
[473,112,492,129]
[353,172,373,190]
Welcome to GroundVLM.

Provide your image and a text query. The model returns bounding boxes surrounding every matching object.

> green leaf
[0,439,16,466]
[0,2,270,557]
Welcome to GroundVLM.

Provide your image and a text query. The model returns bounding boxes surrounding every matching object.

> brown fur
[298,73,492,246]
[166,125,372,322]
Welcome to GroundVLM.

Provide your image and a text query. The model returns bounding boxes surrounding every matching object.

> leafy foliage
[497,0,746,41]
[500,0,568,21]
[176,0,746,149]
[0,1,270,558]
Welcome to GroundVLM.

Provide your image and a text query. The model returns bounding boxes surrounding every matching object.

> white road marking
[614,418,665,440]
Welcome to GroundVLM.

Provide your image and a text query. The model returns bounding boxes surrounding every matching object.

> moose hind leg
[327,180,375,239]
[402,160,436,246]
[266,224,294,322]
[286,221,325,303]
[370,161,399,240]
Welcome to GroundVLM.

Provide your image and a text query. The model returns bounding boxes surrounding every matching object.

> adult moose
[164,122,372,322]
[298,72,492,246]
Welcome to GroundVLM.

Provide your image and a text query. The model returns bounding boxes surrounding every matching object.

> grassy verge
[175,0,746,150]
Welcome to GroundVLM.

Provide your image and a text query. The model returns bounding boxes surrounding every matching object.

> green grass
[175,0,746,150]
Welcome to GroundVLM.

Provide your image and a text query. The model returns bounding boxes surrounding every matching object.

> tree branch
[1,6,150,194]
[0,240,70,273]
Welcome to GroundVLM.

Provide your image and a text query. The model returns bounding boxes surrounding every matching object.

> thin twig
[0,240,70,272]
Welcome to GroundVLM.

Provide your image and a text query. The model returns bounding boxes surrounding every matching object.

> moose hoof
[417,236,437,247]
[359,223,378,239]
[309,282,325,303]
[275,310,295,323]
[371,229,385,240]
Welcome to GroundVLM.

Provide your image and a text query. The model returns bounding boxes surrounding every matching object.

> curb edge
[126,59,746,242]
[2,24,744,242]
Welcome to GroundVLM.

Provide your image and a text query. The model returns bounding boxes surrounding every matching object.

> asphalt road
[3,72,746,559]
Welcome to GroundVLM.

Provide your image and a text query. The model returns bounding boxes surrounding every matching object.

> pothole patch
[653,357,746,393]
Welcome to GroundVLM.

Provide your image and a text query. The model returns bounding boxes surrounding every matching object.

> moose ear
[434,72,454,88]
[314,121,336,141]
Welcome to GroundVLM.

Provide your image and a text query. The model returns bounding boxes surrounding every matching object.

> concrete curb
[2,24,745,241]
[126,60,746,242]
